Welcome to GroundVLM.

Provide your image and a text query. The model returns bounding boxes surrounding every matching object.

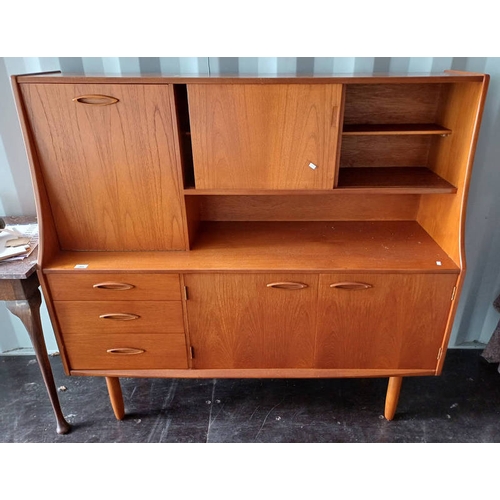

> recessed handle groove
[93,282,135,291]
[73,94,119,106]
[330,282,373,290]
[267,282,308,290]
[99,313,140,321]
[106,348,145,355]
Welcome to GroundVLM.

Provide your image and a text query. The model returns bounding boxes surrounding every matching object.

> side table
[0,216,70,434]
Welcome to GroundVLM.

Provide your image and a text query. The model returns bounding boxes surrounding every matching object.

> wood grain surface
[20,83,187,251]
[64,333,188,370]
[197,193,420,220]
[185,273,318,368]
[315,273,457,369]
[342,123,451,135]
[188,84,342,189]
[41,221,459,273]
[336,167,456,193]
[47,273,181,301]
[418,80,488,266]
[339,135,433,168]
[343,84,443,124]
[53,300,184,334]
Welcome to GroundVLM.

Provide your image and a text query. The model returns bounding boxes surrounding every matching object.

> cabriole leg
[6,290,71,435]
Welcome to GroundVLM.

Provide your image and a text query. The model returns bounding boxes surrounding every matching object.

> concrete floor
[1,349,499,443]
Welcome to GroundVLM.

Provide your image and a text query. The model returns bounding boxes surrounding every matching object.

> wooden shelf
[185,167,457,195]
[184,188,336,195]
[337,167,457,194]
[44,221,459,274]
[342,123,452,136]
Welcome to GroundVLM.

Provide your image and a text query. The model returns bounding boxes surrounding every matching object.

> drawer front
[53,301,184,334]
[64,334,188,370]
[47,273,182,301]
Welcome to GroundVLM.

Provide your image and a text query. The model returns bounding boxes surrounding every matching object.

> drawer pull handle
[73,94,119,106]
[267,282,308,290]
[330,282,373,290]
[106,348,145,355]
[99,313,140,321]
[93,282,135,291]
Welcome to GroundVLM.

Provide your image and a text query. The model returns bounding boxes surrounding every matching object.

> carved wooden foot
[384,376,403,421]
[6,290,71,434]
[105,377,125,420]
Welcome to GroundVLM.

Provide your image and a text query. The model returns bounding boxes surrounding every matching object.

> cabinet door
[185,274,318,368]
[20,83,187,251]
[188,84,342,190]
[315,274,457,370]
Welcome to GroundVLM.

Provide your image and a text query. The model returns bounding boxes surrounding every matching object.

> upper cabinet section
[13,72,488,267]
[337,82,484,193]
[19,83,187,251]
[187,84,343,190]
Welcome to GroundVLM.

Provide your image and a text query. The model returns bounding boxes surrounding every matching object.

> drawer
[46,273,182,301]
[64,333,188,370]
[53,301,184,334]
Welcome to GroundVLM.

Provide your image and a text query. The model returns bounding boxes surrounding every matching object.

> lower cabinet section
[49,271,457,374]
[185,272,457,371]
[64,334,188,370]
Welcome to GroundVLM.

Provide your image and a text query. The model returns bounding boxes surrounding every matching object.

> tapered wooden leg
[384,376,403,421]
[6,290,71,435]
[105,377,125,420]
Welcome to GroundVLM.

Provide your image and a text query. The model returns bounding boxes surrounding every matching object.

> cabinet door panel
[316,274,457,370]
[185,274,318,368]
[21,83,186,251]
[188,84,342,190]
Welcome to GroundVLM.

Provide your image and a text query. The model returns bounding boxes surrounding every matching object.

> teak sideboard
[11,70,489,421]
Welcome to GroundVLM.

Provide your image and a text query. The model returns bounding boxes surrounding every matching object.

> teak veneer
[12,70,489,422]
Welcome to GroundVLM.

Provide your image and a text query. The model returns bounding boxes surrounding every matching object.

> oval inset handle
[93,282,135,291]
[330,282,373,290]
[106,348,145,355]
[99,313,140,321]
[73,94,119,106]
[267,282,308,290]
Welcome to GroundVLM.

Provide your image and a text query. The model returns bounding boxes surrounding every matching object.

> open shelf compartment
[336,167,457,193]
[342,123,452,136]
[43,221,459,274]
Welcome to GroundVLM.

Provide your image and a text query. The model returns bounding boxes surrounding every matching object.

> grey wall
[1,57,499,352]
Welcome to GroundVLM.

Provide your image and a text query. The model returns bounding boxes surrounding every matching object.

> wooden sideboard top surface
[14,70,487,85]
[40,221,459,274]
